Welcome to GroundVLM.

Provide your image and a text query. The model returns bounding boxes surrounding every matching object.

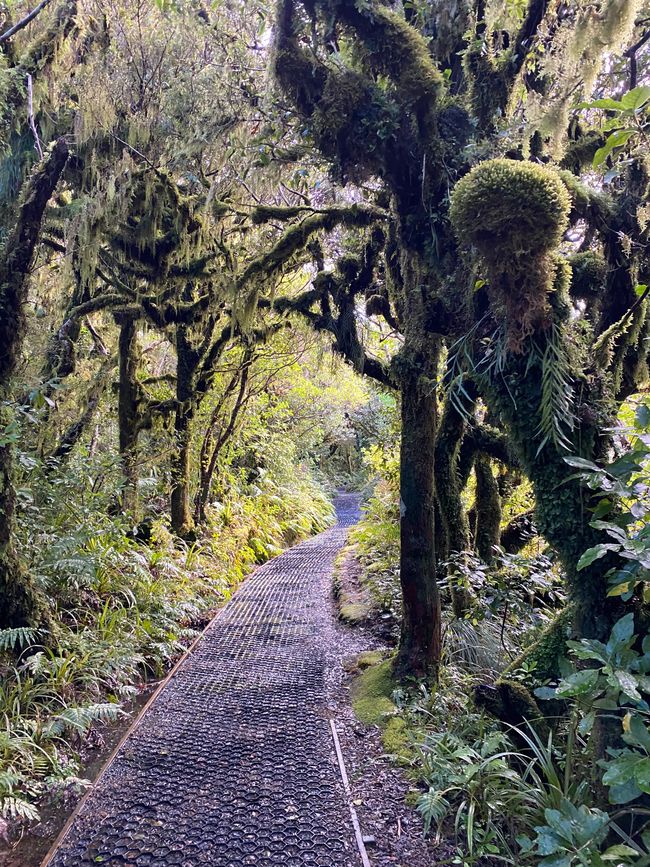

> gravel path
[45,494,363,867]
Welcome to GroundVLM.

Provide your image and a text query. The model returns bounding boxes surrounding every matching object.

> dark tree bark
[116,313,141,519]
[394,345,442,678]
[0,139,68,628]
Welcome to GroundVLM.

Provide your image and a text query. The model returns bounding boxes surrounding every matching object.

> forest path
[45,494,363,867]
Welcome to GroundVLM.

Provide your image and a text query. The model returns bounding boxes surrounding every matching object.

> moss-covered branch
[237,204,386,289]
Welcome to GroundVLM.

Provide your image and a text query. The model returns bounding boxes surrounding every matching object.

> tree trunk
[170,402,195,536]
[395,346,442,679]
[170,327,197,536]
[434,391,475,617]
[474,455,502,563]
[50,354,114,463]
[194,358,252,524]
[0,139,68,627]
[484,349,620,641]
[116,314,141,519]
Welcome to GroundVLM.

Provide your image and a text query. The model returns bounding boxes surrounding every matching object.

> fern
[0,628,39,652]
[417,789,451,835]
[535,325,576,454]
[43,703,122,738]
[0,796,40,822]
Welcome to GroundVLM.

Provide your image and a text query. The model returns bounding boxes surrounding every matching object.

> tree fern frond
[43,703,122,739]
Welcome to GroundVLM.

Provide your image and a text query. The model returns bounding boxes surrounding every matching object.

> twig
[27,74,43,159]
[0,0,52,46]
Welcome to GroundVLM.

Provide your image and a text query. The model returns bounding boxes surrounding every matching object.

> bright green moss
[449,159,571,260]
[351,659,397,726]
[450,159,572,351]
[381,716,414,765]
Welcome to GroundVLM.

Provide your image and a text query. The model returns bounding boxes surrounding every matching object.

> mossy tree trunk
[116,313,141,520]
[434,390,476,617]
[474,455,502,564]
[394,342,442,679]
[484,350,620,641]
[0,139,68,628]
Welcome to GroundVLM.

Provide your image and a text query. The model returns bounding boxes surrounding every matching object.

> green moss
[450,159,570,259]
[474,679,550,740]
[503,606,574,683]
[357,650,386,670]
[569,251,608,302]
[351,659,397,726]
[464,48,510,131]
[450,159,572,351]
[339,601,372,624]
[381,716,414,765]
[560,132,604,172]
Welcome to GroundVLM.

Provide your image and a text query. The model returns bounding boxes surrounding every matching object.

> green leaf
[621,86,650,111]
[564,456,601,471]
[609,614,635,648]
[602,844,640,860]
[612,670,642,702]
[578,544,618,570]
[556,668,600,698]
[593,130,634,167]
[579,97,624,111]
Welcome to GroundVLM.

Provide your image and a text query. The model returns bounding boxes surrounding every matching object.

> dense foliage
[0,0,649,861]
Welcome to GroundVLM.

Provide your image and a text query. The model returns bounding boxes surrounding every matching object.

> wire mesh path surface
[45,494,363,867]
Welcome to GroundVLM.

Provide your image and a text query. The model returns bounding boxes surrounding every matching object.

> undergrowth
[0,455,334,828]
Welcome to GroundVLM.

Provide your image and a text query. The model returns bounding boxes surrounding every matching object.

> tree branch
[0,0,52,47]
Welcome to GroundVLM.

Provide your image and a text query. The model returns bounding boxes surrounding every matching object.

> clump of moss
[569,251,608,302]
[381,716,414,766]
[450,159,570,259]
[351,658,397,726]
[340,601,372,624]
[450,159,571,350]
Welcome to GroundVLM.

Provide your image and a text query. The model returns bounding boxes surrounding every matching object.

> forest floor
[34,494,444,867]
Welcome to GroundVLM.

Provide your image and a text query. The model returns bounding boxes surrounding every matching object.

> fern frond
[535,325,576,454]
[43,703,122,738]
[0,628,39,652]
[417,789,451,834]
[0,796,40,822]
